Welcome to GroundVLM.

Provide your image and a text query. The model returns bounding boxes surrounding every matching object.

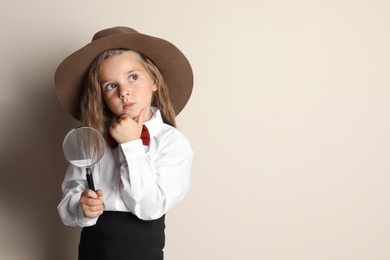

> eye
[104,83,116,91]
[128,74,138,82]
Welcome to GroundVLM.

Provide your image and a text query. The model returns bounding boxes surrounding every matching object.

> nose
[118,83,130,98]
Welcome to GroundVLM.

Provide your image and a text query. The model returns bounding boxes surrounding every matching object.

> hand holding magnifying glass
[62,126,105,191]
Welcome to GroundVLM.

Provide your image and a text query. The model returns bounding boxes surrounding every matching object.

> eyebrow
[126,69,141,75]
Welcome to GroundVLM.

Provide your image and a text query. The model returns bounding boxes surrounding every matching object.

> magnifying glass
[62,126,105,191]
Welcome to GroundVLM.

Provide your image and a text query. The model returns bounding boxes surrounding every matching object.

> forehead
[102,51,142,68]
[99,52,146,77]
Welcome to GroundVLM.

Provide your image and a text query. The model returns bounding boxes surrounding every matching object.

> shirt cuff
[120,139,144,160]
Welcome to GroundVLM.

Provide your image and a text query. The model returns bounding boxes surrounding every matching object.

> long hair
[80,49,177,136]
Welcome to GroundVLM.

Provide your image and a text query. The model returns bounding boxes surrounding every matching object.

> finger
[136,109,146,125]
[82,206,103,218]
[88,207,103,216]
[119,113,131,120]
[117,113,134,125]
[96,190,104,199]
[82,189,98,199]
[86,198,103,207]
[109,119,118,131]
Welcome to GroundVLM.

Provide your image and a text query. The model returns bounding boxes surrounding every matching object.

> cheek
[101,94,109,106]
[102,94,116,108]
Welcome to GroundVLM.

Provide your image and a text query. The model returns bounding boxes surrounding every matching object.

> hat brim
[55,31,193,120]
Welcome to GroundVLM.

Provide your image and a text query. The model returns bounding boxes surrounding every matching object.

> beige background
[1,0,390,259]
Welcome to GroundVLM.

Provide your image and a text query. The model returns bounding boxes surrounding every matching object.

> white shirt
[58,107,193,227]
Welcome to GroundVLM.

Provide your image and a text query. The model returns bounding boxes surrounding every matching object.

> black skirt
[78,211,165,260]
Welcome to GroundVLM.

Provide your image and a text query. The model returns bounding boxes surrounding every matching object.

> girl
[55,27,193,259]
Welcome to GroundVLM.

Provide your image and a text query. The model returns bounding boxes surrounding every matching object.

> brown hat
[55,26,193,120]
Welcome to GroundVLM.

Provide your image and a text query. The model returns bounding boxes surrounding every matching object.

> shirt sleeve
[57,164,99,227]
[118,129,193,220]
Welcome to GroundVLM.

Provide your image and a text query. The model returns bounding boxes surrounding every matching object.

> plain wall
[1,0,390,259]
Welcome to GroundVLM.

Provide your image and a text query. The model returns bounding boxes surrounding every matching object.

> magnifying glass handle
[86,167,95,191]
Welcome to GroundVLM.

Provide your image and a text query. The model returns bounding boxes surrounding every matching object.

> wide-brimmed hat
[55,26,193,120]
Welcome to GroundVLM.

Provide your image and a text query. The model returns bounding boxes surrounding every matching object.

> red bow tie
[107,125,150,149]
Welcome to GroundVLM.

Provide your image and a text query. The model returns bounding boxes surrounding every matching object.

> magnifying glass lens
[62,127,105,191]
[63,127,105,168]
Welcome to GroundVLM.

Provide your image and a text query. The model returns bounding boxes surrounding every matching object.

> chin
[124,112,138,120]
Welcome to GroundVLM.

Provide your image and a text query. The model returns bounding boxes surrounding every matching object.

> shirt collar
[144,107,164,138]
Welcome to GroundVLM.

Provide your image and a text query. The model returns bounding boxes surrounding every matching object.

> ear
[152,82,158,92]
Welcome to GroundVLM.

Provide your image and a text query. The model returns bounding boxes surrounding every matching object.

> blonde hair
[80,49,177,135]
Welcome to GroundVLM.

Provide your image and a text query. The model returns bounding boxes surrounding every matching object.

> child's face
[100,51,157,121]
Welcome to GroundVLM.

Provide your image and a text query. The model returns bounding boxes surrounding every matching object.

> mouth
[123,102,135,109]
